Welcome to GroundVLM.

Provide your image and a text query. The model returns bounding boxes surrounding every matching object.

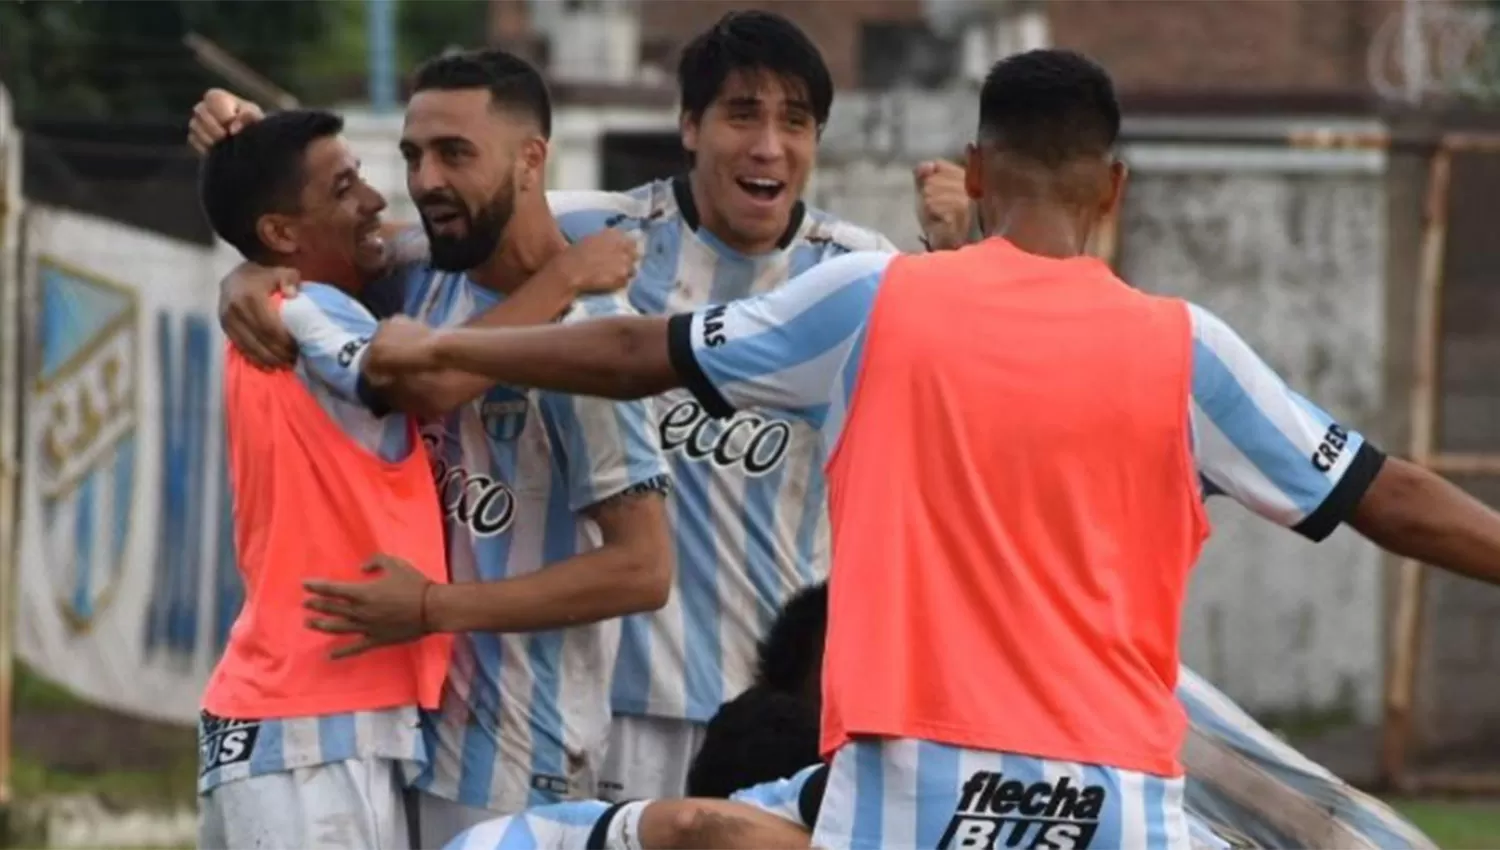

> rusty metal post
[1379,141,1454,791]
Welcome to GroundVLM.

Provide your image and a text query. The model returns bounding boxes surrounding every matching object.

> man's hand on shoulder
[188,88,265,155]
[219,262,302,369]
[544,229,641,296]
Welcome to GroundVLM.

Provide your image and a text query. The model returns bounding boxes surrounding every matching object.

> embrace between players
[190,11,1500,850]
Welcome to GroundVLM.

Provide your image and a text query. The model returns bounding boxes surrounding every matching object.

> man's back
[821,240,1207,775]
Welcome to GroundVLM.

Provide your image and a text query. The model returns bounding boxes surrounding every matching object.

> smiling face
[400,87,531,272]
[256,135,389,289]
[681,68,818,255]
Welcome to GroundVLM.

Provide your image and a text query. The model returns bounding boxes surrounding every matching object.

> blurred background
[5,0,1500,846]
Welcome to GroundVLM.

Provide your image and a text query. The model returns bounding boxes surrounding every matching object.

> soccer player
[540,11,900,801]
[195,110,454,849]
[203,52,677,847]
[355,48,1500,848]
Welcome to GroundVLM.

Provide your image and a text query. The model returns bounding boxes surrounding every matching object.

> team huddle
[188,10,1500,850]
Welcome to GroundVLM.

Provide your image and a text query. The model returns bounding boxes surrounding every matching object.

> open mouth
[736,177,786,203]
[356,220,384,251]
[422,205,466,232]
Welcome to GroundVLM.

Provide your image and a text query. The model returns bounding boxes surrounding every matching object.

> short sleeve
[280,283,386,412]
[729,764,827,828]
[541,293,672,513]
[665,251,894,433]
[1187,303,1385,541]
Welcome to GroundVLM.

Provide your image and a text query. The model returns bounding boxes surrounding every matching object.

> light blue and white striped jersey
[199,283,423,794]
[442,800,611,850]
[392,265,671,813]
[667,249,1383,539]
[1178,668,1436,849]
[548,178,897,723]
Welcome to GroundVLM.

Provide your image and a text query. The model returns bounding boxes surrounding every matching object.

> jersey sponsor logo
[1312,422,1350,473]
[198,714,261,775]
[659,396,791,476]
[337,336,370,368]
[531,773,571,797]
[702,304,728,348]
[937,770,1106,850]
[423,430,517,537]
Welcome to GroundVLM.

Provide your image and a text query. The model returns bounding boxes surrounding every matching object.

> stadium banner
[15,206,242,725]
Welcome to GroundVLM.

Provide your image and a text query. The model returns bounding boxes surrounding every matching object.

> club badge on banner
[16,206,243,726]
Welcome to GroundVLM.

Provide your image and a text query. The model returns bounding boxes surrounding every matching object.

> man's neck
[468,205,568,295]
[978,199,1092,260]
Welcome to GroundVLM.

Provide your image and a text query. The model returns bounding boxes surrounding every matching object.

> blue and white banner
[16,206,243,725]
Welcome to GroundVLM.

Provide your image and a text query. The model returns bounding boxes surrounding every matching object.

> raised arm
[1188,303,1500,585]
[378,251,896,426]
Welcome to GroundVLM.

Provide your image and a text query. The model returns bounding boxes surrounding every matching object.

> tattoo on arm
[587,475,672,518]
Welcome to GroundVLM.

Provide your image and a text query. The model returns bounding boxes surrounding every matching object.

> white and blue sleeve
[665,250,895,427]
[729,764,827,829]
[1187,303,1385,541]
[279,283,386,412]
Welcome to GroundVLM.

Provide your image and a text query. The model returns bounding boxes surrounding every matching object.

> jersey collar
[671,174,807,251]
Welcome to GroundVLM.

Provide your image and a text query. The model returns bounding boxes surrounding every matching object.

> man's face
[681,68,818,254]
[268,136,388,287]
[400,88,530,272]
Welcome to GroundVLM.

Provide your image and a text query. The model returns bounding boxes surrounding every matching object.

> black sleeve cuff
[666,312,735,420]
[585,800,634,850]
[1293,441,1386,542]
[798,764,830,828]
[354,374,393,418]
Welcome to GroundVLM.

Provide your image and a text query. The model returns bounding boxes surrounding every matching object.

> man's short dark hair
[411,48,552,138]
[686,685,820,799]
[677,10,833,128]
[757,581,827,694]
[199,109,345,263]
[977,49,1120,167]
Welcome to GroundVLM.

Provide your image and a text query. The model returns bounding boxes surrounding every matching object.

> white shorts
[411,789,507,850]
[197,757,408,850]
[812,737,1189,850]
[598,714,707,801]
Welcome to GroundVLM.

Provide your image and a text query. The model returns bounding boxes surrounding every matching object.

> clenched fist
[544,229,642,295]
[188,88,265,154]
[913,160,973,251]
[365,316,440,380]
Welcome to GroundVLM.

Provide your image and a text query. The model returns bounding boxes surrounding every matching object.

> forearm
[424,532,670,633]
[431,315,679,400]
[1352,458,1500,585]
[379,262,593,415]
[639,800,813,850]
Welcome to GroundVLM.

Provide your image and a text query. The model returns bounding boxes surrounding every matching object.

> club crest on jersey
[658,396,791,477]
[938,770,1107,850]
[31,258,139,633]
[480,388,529,443]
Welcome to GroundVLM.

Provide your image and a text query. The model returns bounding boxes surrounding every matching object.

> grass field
[11,663,1500,848]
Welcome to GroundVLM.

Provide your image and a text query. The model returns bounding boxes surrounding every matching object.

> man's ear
[1103,158,1128,217]
[679,111,700,157]
[964,143,984,201]
[517,136,549,194]
[256,213,298,256]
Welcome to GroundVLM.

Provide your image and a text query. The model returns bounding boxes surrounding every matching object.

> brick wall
[635,0,926,91]
[1047,0,1398,96]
